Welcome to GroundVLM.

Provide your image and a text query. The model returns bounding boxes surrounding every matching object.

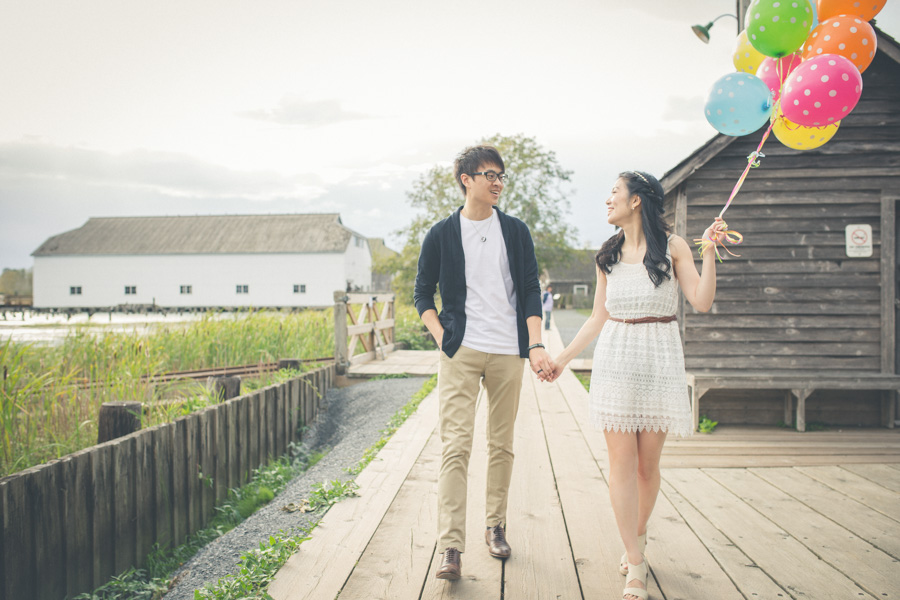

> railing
[0,364,335,600]
[333,292,395,374]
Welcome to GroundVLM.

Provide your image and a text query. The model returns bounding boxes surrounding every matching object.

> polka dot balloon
[756,53,802,102]
[781,53,863,127]
[771,102,841,150]
[817,0,886,21]
[747,0,814,57]
[705,72,774,136]
[733,29,767,73]
[802,15,877,73]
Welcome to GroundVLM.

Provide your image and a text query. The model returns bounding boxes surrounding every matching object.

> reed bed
[0,309,334,477]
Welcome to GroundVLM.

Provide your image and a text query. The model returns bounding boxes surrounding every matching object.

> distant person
[414,144,553,581]
[547,170,725,600]
[542,285,554,330]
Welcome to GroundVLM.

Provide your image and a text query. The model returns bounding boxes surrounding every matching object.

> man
[414,145,553,581]
[542,285,554,330]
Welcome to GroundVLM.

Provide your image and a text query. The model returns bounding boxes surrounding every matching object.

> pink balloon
[756,53,802,103]
[781,54,862,127]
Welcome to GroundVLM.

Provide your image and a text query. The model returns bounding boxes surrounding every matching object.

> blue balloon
[704,72,773,136]
[810,1,819,31]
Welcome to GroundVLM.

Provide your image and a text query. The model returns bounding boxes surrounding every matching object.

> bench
[686,370,900,432]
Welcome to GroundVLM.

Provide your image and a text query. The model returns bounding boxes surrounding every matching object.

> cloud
[661,95,708,123]
[239,96,375,127]
[0,140,326,201]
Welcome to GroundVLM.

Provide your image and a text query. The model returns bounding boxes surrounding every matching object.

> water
[0,310,228,345]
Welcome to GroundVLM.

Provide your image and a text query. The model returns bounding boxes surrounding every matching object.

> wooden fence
[0,363,335,600]
[333,292,395,374]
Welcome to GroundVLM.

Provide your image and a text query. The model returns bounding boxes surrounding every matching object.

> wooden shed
[660,25,900,430]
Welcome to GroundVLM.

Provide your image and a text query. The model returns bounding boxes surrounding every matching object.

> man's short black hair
[453,145,505,196]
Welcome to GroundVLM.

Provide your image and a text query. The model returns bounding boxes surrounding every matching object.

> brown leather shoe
[485,524,511,558]
[435,547,462,580]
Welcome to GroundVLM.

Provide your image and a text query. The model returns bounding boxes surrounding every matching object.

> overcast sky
[2,0,899,270]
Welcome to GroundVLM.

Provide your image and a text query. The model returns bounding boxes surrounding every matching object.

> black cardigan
[413,206,542,358]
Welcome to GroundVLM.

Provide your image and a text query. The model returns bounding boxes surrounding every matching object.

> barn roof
[32,214,366,256]
[660,26,900,195]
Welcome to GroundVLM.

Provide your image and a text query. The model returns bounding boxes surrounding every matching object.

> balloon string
[694,120,774,261]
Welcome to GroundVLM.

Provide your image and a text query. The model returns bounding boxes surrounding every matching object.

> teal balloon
[704,72,774,137]
[746,0,814,57]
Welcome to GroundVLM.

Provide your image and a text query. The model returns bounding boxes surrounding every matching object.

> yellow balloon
[771,105,840,150]
[733,29,766,74]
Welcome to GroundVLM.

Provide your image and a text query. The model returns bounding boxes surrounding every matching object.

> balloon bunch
[698,0,886,260]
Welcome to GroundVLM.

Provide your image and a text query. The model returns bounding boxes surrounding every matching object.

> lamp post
[691,13,738,43]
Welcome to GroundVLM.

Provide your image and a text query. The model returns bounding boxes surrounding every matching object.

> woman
[547,170,724,600]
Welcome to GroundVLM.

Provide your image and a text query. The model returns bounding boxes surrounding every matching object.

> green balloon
[746,0,813,58]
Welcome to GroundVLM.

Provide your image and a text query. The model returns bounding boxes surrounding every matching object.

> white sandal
[618,532,647,575]
[623,557,649,600]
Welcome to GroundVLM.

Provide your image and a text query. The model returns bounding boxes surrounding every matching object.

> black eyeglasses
[470,170,508,183]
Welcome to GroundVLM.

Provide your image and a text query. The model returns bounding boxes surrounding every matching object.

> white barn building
[31,214,372,309]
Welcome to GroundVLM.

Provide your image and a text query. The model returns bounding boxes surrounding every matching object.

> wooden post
[793,389,814,432]
[278,358,300,371]
[97,402,142,444]
[206,376,241,401]
[334,291,349,375]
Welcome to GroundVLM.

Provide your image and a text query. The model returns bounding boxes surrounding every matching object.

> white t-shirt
[459,210,520,355]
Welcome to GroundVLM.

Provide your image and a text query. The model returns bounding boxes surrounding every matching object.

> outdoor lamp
[691,13,737,43]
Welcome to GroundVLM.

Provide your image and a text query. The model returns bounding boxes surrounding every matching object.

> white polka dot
[828,59,837,65]
[817,48,823,54]
[773,1,780,6]
[843,106,849,111]
[851,52,858,59]
[804,89,811,95]
[794,99,800,105]
[811,64,818,70]
[812,31,818,37]
[752,33,757,40]
[760,25,766,31]
[726,76,733,80]
[829,90,837,97]
[814,101,821,108]
[791,17,797,23]
[850,27,858,33]
[792,1,797,6]
[856,85,861,92]
[842,73,850,81]
[803,110,809,115]
[730,107,736,112]
[828,117,835,121]
[718,89,723,94]
[862,38,868,45]
[720,122,727,127]
[839,43,846,49]
[824,34,831,41]
[797,75,803,82]
[729,92,735,97]
[833,21,841,27]
[773,15,780,22]
[738,80,745,85]
[821,75,829,82]
[717,109,723,114]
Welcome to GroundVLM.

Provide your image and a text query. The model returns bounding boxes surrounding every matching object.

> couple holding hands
[414,145,725,600]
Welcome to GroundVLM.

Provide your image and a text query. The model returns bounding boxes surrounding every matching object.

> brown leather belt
[608,315,677,324]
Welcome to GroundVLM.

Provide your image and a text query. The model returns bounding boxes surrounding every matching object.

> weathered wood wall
[0,364,334,600]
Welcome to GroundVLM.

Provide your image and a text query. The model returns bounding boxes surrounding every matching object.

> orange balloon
[817,0,886,21]
[802,15,877,73]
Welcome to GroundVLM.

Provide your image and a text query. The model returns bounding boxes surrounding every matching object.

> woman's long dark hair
[595,170,672,287]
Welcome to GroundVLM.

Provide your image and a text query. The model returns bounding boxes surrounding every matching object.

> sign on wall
[845,224,873,258]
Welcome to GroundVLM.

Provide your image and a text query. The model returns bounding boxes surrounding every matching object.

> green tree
[0,268,32,296]
[381,133,577,304]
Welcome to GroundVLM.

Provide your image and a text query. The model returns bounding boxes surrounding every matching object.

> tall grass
[0,309,333,477]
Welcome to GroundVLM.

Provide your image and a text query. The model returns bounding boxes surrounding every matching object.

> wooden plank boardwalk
[270,329,900,600]
[348,349,439,376]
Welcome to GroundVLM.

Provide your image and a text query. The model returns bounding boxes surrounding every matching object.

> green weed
[698,415,719,434]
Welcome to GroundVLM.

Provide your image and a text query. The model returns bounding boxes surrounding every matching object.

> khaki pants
[437,345,525,553]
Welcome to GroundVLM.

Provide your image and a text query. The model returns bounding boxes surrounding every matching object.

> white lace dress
[589,242,693,437]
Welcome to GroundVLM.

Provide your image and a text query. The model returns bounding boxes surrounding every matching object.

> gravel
[163,375,429,599]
